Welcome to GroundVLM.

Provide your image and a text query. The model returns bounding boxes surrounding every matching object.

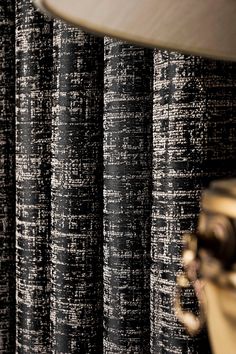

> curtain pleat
[151,51,236,354]
[15,1,53,352]
[103,39,153,353]
[51,21,104,353]
[1,1,236,353]
[0,1,15,353]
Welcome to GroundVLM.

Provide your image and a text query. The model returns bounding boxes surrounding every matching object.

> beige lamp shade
[34,0,236,62]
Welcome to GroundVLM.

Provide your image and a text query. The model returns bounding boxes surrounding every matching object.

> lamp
[34,0,236,61]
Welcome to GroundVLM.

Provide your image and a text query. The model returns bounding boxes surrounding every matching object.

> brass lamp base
[176,179,236,354]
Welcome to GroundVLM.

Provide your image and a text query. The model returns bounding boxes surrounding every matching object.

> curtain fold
[151,51,236,353]
[103,39,153,353]
[15,1,53,352]
[1,1,236,353]
[51,21,104,353]
[0,1,15,352]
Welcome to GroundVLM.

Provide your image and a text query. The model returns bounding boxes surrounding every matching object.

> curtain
[1,1,236,353]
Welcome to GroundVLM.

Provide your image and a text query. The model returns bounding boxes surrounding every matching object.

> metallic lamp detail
[175,179,236,335]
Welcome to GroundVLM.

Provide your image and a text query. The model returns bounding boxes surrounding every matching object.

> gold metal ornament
[175,273,206,336]
[175,179,236,347]
[175,233,206,336]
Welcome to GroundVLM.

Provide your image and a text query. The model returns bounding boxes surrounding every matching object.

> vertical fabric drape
[15,1,53,352]
[103,39,153,353]
[151,52,236,353]
[1,1,236,353]
[0,1,15,353]
[51,21,104,353]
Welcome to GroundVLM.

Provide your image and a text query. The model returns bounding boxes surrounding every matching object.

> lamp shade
[34,0,236,61]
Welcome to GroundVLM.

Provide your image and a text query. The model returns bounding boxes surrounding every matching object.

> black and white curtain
[1,1,236,353]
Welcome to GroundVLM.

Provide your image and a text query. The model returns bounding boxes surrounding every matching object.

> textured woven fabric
[51,21,104,353]
[151,51,236,354]
[0,1,15,353]
[1,0,236,353]
[103,38,153,353]
[15,1,53,351]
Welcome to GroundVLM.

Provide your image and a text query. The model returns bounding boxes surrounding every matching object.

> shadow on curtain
[1,0,236,353]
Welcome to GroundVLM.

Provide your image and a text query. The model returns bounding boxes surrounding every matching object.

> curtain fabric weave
[1,1,236,353]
